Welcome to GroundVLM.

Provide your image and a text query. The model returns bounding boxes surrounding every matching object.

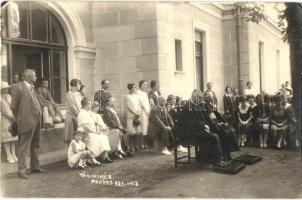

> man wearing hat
[11,69,47,179]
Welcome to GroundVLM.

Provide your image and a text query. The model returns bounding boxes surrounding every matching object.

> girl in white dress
[67,132,100,169]
[1,82,18,163]
[137,80,151,149]
[126,83,141,152]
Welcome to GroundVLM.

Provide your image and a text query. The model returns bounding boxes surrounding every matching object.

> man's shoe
[18,172,28,179]
[31,168,48,173]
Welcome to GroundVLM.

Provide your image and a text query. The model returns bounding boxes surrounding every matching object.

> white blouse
[137,89,151,114]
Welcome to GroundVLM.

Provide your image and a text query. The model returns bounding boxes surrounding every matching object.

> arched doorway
[1,2,68,104]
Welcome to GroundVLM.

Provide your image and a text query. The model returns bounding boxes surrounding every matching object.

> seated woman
[148,97,174,155]
[270,95,290,149]
[202,91,239,161]
[252,94,270,148]
[77,97,124,162]
[102,96,131,157]
[176,89,225,165]
[236,96,253,147]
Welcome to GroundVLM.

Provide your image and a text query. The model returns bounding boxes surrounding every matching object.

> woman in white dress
[126,83,141,152]
[1,82,18,163]
[77,97,124,162]
[136,80,151,149]
[64,79,83,144]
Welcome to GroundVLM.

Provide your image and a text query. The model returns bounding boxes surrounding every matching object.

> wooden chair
[174,134,198,168]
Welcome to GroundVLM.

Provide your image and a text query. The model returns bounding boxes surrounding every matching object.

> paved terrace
[1,147,301,198]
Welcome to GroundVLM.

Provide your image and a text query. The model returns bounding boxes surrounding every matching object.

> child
[67,132,100,169]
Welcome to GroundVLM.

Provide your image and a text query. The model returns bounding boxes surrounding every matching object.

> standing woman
[149,80,161,108]
[137,80,151,149]
[126,83,141,152]
[236,96,253,147]
[1,82,18,163]
[63,79,83,144]
[270,95,289,149]
[223,86,234,126]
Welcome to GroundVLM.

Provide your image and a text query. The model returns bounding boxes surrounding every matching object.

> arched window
[1,2,68,104]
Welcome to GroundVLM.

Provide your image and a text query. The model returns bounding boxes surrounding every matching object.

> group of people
[223,81,297,149]
[63,79,190,170]
[1,68,298,179]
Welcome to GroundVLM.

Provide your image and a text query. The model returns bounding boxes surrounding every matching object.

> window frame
[175,39,183,72]
[1,2,69,105]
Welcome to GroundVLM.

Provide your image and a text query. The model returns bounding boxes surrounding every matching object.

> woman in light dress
[77,97,125,162]
[136,80,151,149]
[126,83,141,152]
[1,81,18,163]
[63,79,83,144]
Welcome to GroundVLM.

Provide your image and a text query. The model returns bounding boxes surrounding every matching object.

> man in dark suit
[94,79,112,115]
[11,69,47,179]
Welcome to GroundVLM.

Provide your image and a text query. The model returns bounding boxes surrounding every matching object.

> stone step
[1,148,68,176]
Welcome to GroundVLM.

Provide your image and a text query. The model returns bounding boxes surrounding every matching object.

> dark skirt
[215,124,239,153]
[196,132,223,164]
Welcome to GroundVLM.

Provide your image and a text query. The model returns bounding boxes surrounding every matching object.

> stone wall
[156,3,225,111]
[92,2,160,117]
[247,20,290,94]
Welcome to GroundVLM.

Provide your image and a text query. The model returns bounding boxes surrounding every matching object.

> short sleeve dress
[1,94,17,142]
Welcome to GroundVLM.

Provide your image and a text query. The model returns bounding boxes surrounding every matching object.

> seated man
[37,79,64,125]
[202,95,239,160]
[176,89,236,166]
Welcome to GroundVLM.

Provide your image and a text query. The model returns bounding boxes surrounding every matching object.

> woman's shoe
[277,142,282,149]
[7,157,15,163]
[263,144,267,148]
[13,156,18,162]
[115,152,124,159]
[161,149,172,155]
[118,151,127,158]
[177,145,188,153]
[103,157,114,163]
[92,158,101,166]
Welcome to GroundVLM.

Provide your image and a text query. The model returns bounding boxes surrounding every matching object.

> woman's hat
[1,81,11,90]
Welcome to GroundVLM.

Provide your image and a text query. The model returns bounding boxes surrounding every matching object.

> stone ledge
[1,148,68,176]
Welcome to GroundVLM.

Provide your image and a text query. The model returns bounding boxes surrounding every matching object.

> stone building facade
[1,1,290,112]
[0,1,291,166]
[63,2,291,112]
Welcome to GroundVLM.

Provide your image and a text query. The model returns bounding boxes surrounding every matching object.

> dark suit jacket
[94,89,112,113]
[176,102,208,144]
[103,107,121,130]
[223,94,234,115]
[11,82,42,134]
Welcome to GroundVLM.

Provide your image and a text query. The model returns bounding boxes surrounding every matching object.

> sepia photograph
[0,1,301,198]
